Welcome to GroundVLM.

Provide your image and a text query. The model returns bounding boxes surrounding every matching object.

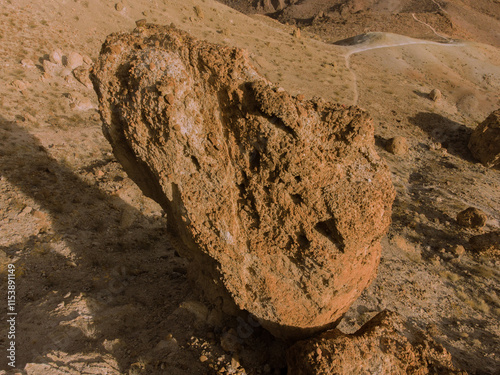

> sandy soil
[0,0,499,374]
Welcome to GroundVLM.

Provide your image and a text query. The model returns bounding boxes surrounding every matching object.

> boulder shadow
[408,112,475,163]
[0,117,223,373]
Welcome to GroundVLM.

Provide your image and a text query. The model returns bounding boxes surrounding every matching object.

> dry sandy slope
[0,0,499,374]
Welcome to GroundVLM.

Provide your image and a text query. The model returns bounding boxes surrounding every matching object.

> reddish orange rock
[91,24,395,338]
[287,310,466,374]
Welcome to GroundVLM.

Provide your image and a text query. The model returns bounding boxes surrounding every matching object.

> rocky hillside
[0,0,499,374]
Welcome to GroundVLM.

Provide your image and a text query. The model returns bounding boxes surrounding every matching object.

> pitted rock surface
[91,24,395,338]
[287,310,465,374]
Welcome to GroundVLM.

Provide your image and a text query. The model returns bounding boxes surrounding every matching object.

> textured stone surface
[91,24,395,338]
[468,109,500,168]
[385,136,409,155]
[456,207,487,228]
[287,310,465,375]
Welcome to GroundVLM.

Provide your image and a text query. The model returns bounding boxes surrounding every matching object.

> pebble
[115,3,123,11]
[199,355,208,362]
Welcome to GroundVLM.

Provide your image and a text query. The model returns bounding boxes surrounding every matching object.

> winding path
[343,38,464,105]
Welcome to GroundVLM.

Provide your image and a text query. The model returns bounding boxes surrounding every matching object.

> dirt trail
[343,37,465,104]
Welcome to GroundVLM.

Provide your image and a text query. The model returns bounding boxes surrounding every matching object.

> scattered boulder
[66,51,84,70]
[385,136,408,155]
[91,24,395,338]
[429,88,442,101]
[287,310,465,375]
[456,207,487,229]
[469,231,500,257]
[468,108,500,168]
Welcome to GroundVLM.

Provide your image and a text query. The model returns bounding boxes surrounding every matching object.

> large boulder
[91,24,395,338]
[468,109,500,168]
[287,310,465,374]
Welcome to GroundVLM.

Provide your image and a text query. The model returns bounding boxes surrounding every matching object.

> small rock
[452,245,466,256]
[155,337,178,352]
[231,357,240,368]
[43,59,62,77]
[66,51,84,70]
[292,28,301,38]
[199,355,208,363]
[385,136,408,155]
[429,88,442,101]
[469,231,500,257]
[115,3,123,11]
[11,80,30,91]
[68,93,95,111]
[135,19,147,27]
[193,5,204,19]
[49,49,64,65]
[468,108,500,168]
[73,67,93,89]
[287,310,464,374]
[20,58,36,69]
[82,55,93,65]
[19,206,33,216]
[456,207,487,228]
[60,68,73,77]
[296,94,305,101]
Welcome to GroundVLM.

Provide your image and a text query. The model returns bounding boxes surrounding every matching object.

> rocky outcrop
[287,310,465,374]
[468,109,500,168]
[91,24,395,338]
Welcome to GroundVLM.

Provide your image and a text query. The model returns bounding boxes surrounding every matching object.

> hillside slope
[0,0,499,373]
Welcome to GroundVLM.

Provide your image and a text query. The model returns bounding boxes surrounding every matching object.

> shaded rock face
[287,310,465,374]
[91,24,395,338]
[468,109,500,168]
[470,231,500,258]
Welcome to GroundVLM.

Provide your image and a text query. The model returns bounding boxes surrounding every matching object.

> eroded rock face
[91,24,395,338]
[468,109,500,168]
[287,310,465,374]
